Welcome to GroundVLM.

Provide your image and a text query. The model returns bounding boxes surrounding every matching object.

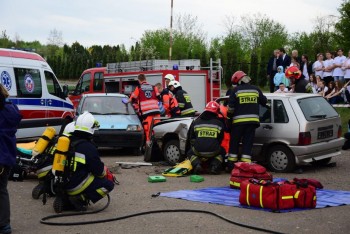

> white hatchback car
[149,93,345,172]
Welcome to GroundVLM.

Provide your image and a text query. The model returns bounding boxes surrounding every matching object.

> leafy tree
[335,0,350,49]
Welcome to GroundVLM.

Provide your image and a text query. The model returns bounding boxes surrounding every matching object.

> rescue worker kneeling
[187,101,226,175]
[62,112,114,211]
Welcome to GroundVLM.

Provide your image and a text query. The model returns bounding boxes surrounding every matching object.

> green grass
[335,107,350,135]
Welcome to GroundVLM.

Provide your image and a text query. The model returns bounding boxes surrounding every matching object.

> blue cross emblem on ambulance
[1,71,12,91]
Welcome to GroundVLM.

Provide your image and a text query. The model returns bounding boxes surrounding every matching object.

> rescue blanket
[160,186,350,212]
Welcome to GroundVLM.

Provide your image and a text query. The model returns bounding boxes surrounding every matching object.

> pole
[169,0,173,61]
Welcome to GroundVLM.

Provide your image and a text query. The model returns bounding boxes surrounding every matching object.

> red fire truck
[69,59,222,112]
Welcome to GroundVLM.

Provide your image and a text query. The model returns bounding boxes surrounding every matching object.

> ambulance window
[93,72,103,91]
[45,71,63,98]
[14,68,42,98]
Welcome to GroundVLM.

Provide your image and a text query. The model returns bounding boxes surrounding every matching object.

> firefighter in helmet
[129,74,161,145]
[187,101,226,174]
[164,74,175,88]
[285,66,312,93]
[60,112,115,211]
[155,83,180,118]
[227,71,267,171]
[168,81,196,117]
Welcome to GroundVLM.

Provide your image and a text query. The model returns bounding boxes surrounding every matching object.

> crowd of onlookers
[267,48,350,104]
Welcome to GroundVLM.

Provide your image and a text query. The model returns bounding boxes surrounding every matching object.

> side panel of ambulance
[0,48,74,139]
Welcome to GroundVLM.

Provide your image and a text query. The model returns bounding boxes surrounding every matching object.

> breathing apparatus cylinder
[32,127,56,157]
[52,136,70,176]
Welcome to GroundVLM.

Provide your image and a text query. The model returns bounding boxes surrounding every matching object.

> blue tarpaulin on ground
[160,186,350,212]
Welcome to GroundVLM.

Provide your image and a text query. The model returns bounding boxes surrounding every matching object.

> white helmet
[168,80,181,89]
[63,122,75,137]
[75,111,100,135]
[164,74,175,81]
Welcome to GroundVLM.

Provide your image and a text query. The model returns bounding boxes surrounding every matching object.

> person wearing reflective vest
[129,74,161,144]
[168,81,196,117]
[187,101,226,175]
[155,83,180,117]
[227,71,267,172]
[64,112,114,211]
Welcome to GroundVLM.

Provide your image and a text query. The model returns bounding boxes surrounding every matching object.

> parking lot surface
[8,149,350,233]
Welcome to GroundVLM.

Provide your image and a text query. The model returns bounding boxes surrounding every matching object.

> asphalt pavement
[8,149,350,234]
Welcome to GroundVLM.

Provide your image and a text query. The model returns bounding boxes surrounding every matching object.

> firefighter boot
[68,194,88,212]
[209,156,223,175]
[190,155,202,175]
[227,154,238,172]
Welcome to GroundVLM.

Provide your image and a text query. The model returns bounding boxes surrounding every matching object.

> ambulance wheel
[32,183,44,199]
[163,140,183,165]
[53,197,64,213]
[267,145,295,173]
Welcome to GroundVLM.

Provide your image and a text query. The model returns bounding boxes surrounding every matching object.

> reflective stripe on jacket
[131,82,160,117]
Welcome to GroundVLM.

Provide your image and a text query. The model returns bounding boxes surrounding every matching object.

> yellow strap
[259,186,264,208]
[294,190,300,199]
[229,181,240,187]
[246,184,250,206]
[282,196,294,200]
[313,196,316,200]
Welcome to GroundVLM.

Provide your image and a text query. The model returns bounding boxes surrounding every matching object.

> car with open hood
[148,93,345,172]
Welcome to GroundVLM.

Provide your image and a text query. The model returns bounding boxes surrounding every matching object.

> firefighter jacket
[173,87,195,116]
[0,100,22,167]
[227,83,267,125]
[130,81,160,118]
[160,88,180,117]
[65,134,106,196]
[189,112,224,158]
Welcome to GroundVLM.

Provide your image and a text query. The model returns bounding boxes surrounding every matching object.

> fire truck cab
[69,59,222,112]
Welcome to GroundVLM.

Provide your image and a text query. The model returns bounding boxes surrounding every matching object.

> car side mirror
[62,85,69,98]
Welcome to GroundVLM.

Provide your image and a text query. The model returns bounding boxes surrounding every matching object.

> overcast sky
[0,0,343,49]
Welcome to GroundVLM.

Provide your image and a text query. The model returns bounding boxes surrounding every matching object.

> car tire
[32,183,44,200]
[311,157,332,166]
[163,139,183,165]
[267,145,295,173]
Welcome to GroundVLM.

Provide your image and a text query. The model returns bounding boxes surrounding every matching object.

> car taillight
[298,132,311,145]
[338,126,342,138]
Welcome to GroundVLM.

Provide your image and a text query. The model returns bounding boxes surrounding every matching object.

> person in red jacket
[129,74,161,144]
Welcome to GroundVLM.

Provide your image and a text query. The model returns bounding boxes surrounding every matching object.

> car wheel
[163,140,182,165]
[32,183,44,200]
[311,157,332,166]
[267,145,295,173]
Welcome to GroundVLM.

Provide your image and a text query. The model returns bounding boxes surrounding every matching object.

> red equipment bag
[292,178,317,208]
[230,162,273,189]
[239,179,296,210]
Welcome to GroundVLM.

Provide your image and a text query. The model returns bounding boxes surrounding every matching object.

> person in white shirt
[323,51,334,85]
[313,53,324,79]
[274,83,289,93]
[342,50,350,83]
[317,80,329,97]
[333,48,346,83]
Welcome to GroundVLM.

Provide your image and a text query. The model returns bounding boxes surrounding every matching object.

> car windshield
[298,96,338,121]
[81,96,135,115]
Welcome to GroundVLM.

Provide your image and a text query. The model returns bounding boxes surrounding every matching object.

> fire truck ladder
[203,58,222,101]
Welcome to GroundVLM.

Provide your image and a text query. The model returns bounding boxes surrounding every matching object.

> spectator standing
[0,84,22,234]
[279,47,291,70]
[333,48,346,84]
[342,50,350,83]
[292,50,302,65]
[273,66,285,91]
[323,51,334,85]
[267,49,281,93]
[313,53,324,79]
[300,54,313,80]
[290,57,300,69]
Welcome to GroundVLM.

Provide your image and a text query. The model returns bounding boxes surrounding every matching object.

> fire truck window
[93,72,103,91]
[75,73,91,94]
[44,71,63,99]
[14,68,42,98]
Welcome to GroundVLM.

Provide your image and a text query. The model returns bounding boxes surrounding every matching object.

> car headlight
[126,125,142,131]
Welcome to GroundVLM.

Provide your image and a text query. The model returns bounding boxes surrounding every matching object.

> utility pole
[169,0,173,61]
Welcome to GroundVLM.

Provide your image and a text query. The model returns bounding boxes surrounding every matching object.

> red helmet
[204,101,220,114]
[285,66,302,79]
[231,71,247,84]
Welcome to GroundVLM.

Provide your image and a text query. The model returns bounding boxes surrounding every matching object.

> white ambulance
[0,48,74,140]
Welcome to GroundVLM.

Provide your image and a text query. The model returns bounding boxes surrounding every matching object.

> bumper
[93,130,144,148]
[289,137,345,164]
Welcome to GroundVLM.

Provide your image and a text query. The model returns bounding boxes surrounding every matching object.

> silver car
[148,93,345,172]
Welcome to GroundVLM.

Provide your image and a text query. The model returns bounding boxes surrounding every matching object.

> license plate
[317,130,333,139]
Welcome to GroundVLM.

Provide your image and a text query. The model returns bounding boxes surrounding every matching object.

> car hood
[93,114,140,130]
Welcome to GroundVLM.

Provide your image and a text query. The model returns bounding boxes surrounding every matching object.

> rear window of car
[298,96,339,121]
[81,96,135,115]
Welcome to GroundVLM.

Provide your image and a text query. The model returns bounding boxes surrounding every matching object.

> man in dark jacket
[279,47,291,70]
[187,101,226,174]
[0,84,22,234]
[168,81,196,117]
[227,71,267,171]
[267,49,282,93]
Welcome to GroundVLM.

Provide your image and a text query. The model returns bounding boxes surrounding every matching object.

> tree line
[1,0,349,87]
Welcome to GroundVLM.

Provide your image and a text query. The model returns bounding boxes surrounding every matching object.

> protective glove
[104,166,118,184]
